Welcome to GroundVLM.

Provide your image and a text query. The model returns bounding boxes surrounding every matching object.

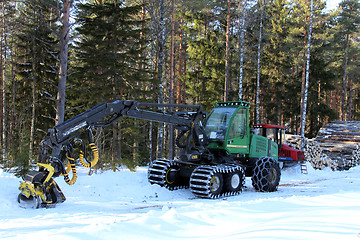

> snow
[1,163,360,240]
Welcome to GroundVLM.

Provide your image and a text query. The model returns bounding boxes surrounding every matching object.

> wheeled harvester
[18,100,281,208]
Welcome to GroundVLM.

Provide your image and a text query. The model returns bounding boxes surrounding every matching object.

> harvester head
[18,166,66,208]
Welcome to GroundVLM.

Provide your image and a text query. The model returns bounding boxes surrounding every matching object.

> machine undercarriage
[148,156,280,199]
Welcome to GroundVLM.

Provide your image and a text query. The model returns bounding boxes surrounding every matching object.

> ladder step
[300,163,308,174]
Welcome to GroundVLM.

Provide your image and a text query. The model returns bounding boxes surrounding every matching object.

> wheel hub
[230,174,240,188]
[269,168,278,185]
[210,175,221,192]
[165,168,177,184]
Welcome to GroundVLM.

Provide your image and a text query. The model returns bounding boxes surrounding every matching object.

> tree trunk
[56,0,72,125]
[224,0,231,101]
[256,1,263,124]
[1,2,6,163]
[300,0,314,150]
[341,34,349,121]
[0,36,2,164]
[149,121,153,163]
[169,0,175,159]
[29,13,37,162]
[112,121,120,170]
[177,18,183,104]
[10,34,15,167]
[29,63,36,162]
[1,42,5,164]
[117,121,121,164]
[300,25,308,131]
[348,76,353,120]
[156,0,166,159]
[238,0,247,101]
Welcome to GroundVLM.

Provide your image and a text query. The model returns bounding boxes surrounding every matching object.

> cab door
[226,107,250,154]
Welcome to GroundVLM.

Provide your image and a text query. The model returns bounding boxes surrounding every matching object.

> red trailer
[253,124,305,168]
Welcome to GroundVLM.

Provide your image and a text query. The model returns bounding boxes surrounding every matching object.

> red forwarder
[253,124,305,168]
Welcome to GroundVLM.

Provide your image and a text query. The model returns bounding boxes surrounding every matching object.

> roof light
[214,101,250,107]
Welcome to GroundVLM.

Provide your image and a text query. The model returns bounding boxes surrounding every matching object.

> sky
[326,0,341,10]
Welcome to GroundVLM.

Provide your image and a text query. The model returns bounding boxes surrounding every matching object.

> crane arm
[44,100,206,151]
[18,100,208,208]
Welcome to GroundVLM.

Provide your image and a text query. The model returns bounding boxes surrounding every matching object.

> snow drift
[1,163,360,239]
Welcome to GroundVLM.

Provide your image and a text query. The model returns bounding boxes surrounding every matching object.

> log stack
[310,121,360,170]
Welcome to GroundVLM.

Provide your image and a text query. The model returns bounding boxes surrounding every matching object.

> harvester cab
[204,101,279,161]
[204,101,251,155]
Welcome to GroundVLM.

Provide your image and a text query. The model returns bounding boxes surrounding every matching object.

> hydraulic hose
[61,131,99,185]
[175,130,188,148]
[63,159,71,174]
[63,154,77,185]
[79,143,99,168]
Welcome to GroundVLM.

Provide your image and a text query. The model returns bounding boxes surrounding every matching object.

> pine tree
[15,0,59,163]
[336,0,360,120]
[0,1,16,165]
[261,0,292,124]
[184,9,225,111]
[237,0,248,101]
[73,1,150,169]
[255,0,264,124]
[1,1,17,168]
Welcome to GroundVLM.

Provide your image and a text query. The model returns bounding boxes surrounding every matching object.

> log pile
[306,121,360,170]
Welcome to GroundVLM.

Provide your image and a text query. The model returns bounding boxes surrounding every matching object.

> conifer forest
[0,0,359,171]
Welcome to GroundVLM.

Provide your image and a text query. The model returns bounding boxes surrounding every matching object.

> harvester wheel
[251,156,281,192]
[165,167,178,185]
[209,172,223,196]
[148,159,186,190]
[223,168,245,192]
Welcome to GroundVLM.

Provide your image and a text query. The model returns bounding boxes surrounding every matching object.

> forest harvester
[18,99,290,208]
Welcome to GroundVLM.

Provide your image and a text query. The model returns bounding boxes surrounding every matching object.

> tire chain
[251,156,281,192]
[351,145,360,167]
[190,164,245,199]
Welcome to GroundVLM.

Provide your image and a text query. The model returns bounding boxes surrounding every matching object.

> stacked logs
[297,121,360,170]
[313,121,360,170]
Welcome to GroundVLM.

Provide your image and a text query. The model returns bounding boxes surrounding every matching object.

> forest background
[0,0,359,172]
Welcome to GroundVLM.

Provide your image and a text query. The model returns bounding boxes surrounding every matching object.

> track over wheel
[148,159,187,190]
[190,166,224,198]
[223,168,245,192]
[251,156,281,192]
[190,164,244,198]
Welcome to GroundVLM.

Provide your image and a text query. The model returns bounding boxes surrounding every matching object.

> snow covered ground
[1,163,360,240]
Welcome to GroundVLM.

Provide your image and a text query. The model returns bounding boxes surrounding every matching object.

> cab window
[228,108,247,139]
[204,107,236,136]
[266,128,278,143]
